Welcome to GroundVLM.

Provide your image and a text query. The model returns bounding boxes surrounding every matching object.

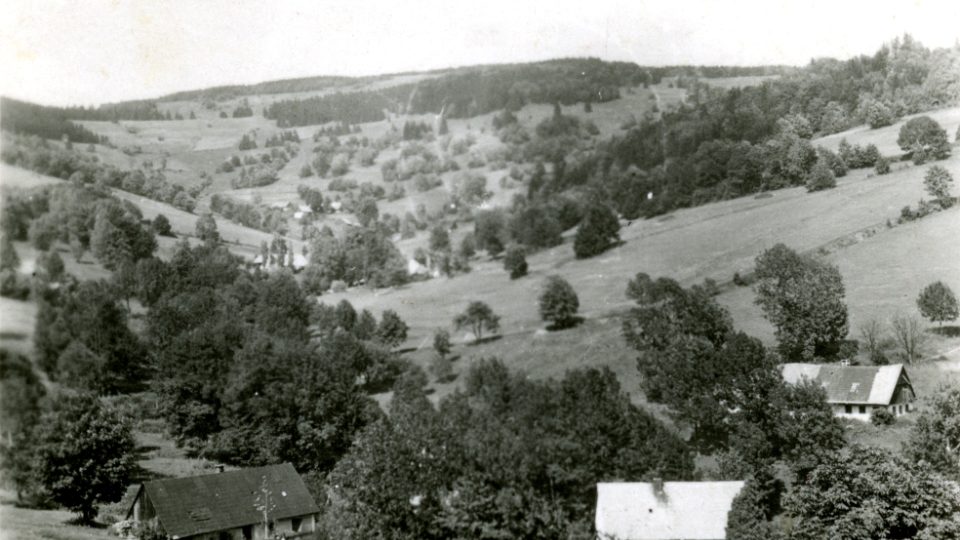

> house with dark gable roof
[781,363,915,421]
[126,463,320,540]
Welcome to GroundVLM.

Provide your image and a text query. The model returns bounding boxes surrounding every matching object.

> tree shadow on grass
[65,517,109,528]
[929,325,960,338]
[545,316,585,332]
[465,335,503,347]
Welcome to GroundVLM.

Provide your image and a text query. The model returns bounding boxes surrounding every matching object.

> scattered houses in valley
[781,363,916,421]
[595,480,745,540]
[126,463,319,540]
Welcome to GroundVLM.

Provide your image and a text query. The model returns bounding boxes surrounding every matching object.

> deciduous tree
[917,281,959,327]
[454,301,500,343]
[897,116,951,164]
[539,275,579,328]
[754,244,848,361]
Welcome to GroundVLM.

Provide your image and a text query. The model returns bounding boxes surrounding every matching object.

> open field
[0,503,115,540]
[331,151,959,345]
[0,298,37,357]
[697,75,780,89]
[331,146,960,408]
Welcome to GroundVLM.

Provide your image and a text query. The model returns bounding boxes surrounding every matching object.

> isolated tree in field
[539,275,580,329]
[376,310,409,348]
[923,165,954,208]
[805,161,836,192]
[21,394,136,523]
[905,387,960,480]
[433,329,451,359]
[917,281,959,327]
[897,116,950,164]
[0,234,20,272]
[454,301,500,343]
[890,313,926,363]
[503,245,528,279]
[754,244,848,361]
[574,201,620,259]
[195,214,220,245]
[152,214,173,236]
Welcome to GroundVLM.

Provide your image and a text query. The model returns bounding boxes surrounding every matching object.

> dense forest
[553,36,960,217]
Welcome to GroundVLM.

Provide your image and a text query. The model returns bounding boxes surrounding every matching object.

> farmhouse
[780,363,915,421]
[595,480,745,540]
[126,463,319,540]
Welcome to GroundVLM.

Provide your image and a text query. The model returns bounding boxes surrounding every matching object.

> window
[292,517,302,533]
[845,405,852,414]
[859,405,866,414]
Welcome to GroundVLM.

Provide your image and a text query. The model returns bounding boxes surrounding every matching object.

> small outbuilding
[126,463,319,540]
[595,480,745,540]
[780,363,915,421]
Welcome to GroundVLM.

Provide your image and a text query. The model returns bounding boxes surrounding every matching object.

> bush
[503,245,528,279]
[430,354,454,383]
[152,214,173,237]
[331,280,347,293]
[874,156,891,175]
[806,161,836,192]
[870,407,895,426]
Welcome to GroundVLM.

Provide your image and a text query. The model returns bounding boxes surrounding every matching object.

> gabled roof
[129,463,319,539]
[780,363,911,405]
[595,481,745,540]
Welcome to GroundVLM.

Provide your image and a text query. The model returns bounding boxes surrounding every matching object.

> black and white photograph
[0,1,959,538]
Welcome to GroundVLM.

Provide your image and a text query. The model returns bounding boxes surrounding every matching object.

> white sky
[1,0,958,107]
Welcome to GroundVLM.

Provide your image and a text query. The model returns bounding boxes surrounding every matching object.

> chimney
[652,477,667,502]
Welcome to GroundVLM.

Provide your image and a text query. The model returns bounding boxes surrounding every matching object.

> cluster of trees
[324,358,694,538]
[581,38,959,218]
[265,90,393,127]
[2,135,199,213]
[0,97,191,143]
[264,130,300,147]
[1,98,107,144]
[302,225,407,292]
[209,194,288,234]
[228,147,295,189]
[231,99,254,118]
[401,120,433,140]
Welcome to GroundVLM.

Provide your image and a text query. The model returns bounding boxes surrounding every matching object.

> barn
[126,463,319,540]
[595,480,745,540]
[780,363,915,421]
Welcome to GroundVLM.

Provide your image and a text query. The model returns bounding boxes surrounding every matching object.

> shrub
[870,407,895,426]
[430,354,454,383]
[573,202,620,259]
[331,280,347,293]
[923,165,954,208]
[538,275,580,329]
[152,214,173,236]
[299,164,313,178]
[503,245,528,279]
[874,156,891,175]
[806,161,836,192]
